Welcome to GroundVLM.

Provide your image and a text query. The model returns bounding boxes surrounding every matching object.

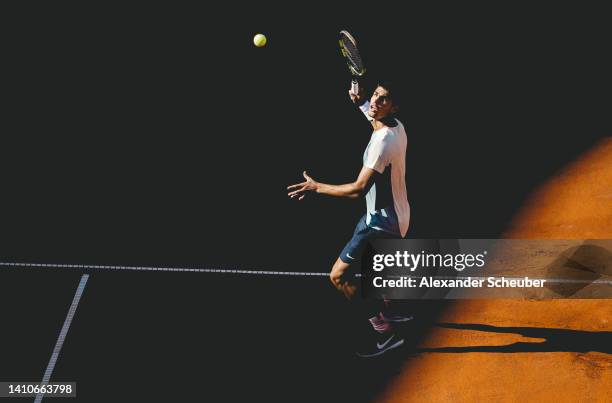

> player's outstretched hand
[287,171,318,201]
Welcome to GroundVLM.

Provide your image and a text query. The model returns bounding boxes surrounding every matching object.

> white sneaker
[356,332,405,358]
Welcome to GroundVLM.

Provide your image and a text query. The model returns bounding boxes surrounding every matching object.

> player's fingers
[298,195,305,201]
[287,182,306,190]
[303,171,311,180]
[288,187,305,197]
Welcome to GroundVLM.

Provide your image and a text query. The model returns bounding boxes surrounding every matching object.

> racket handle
[351,79,359,96]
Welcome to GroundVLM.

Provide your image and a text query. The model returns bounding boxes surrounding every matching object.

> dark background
[2,4,610,270]
[1,3,610,402]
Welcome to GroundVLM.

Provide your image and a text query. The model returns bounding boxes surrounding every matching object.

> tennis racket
[339,30,366,96]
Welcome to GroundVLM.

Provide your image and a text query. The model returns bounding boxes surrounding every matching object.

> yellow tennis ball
[253,33,267,47]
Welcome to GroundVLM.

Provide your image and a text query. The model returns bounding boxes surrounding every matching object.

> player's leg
[330,257,401,329]
[330,214,367,297]
[329,257,357,300]
[331,214,387,317]
[331,216,405,357]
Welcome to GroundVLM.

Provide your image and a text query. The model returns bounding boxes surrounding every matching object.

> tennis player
[287,81,411,357]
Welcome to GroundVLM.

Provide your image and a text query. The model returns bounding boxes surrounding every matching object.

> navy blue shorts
[339,215,397,265]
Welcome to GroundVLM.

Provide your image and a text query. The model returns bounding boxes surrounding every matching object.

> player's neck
[371,117,397,131]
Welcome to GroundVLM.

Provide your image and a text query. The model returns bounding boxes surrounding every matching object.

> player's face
[368,86,396,120]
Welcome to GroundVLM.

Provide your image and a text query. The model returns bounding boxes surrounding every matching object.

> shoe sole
[386,316,414,323]
[356,338,405,358]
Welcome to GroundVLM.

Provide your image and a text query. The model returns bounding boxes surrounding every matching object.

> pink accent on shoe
[368,313,392,333]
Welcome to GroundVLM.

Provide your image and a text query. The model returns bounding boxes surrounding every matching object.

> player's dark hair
[375,79,402,109]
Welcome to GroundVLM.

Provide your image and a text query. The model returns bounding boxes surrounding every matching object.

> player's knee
[330,263,348,289]
[329,269,341,288]
[330,260,351,290]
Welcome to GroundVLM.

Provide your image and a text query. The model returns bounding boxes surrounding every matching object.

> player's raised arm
[349,87,373,121]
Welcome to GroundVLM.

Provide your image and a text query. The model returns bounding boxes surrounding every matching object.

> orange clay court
[378,138,612,402]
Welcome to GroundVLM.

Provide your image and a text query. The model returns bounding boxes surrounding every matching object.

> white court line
[34,274,88,403]
[0,262,329,276]
[1,261,611,284]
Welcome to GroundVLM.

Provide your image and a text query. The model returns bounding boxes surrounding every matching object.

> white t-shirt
[360,101,410,237]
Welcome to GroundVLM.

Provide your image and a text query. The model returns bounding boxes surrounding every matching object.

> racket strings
[340,36,364,74]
